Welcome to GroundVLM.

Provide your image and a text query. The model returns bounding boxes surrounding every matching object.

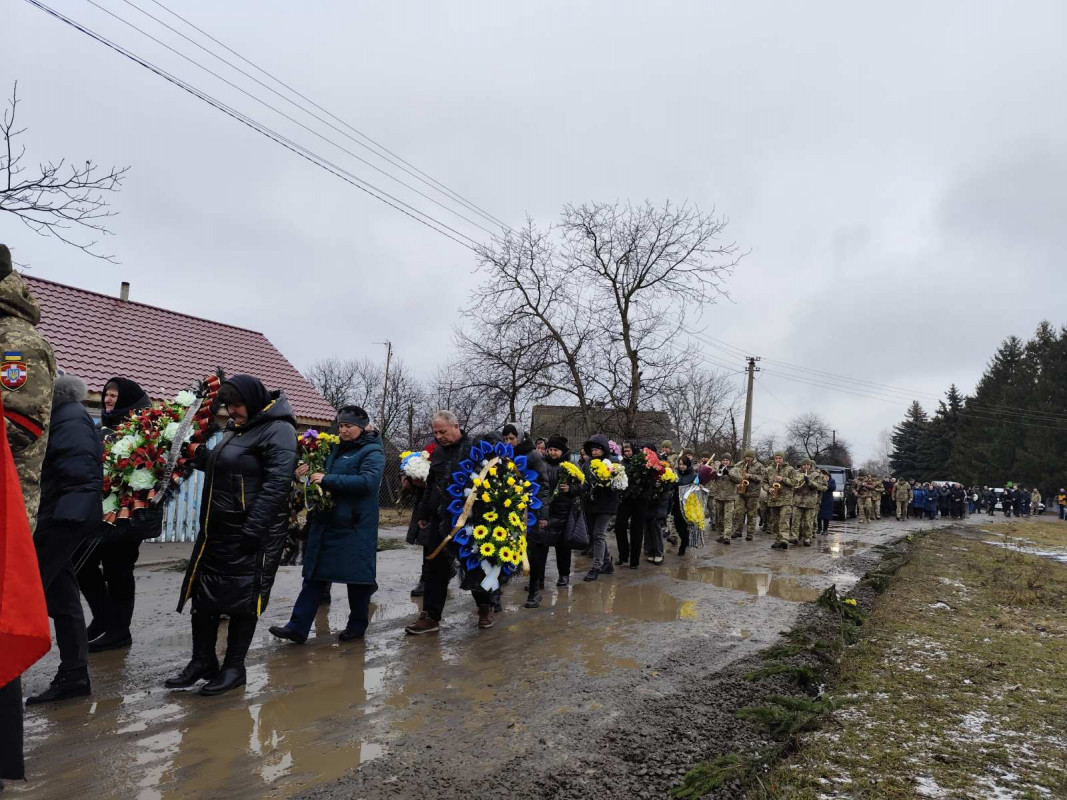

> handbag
[563,501,589,550]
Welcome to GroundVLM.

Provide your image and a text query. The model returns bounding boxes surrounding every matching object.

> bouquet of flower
[296,429,340,511]
[399,446,435,484]
[443,440,542,591]
[551,459,585,501]
[589,457,628,494]
[102,373,222,524]
[625,447,666,499]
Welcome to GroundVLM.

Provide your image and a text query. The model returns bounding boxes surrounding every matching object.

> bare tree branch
[0,81,129,262]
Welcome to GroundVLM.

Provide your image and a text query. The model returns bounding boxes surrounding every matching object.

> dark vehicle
[817,464,855,520]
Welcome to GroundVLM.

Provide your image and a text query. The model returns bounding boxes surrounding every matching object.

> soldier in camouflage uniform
[893,477,912,520]
[870,477,884,520]
[732,449,763,541]
[855,475,871,523]
[764,452,796,549]
[791,459,828,546]
[0,245,57,531]
[710,453,742,545]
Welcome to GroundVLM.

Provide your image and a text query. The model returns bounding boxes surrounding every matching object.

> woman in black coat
[76,376,154,653]
[581,434,620,582]
[167,375,297,696]
[25,375,102,704]
[817,472,836,535]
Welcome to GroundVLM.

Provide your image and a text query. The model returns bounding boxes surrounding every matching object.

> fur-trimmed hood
[52,374,88,409]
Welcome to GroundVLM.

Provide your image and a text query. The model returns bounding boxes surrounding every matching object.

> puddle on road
[670,564,821,603]
[560,579,698,622]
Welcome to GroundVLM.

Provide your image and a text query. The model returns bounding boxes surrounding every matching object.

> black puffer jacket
[36,376,103,555]
[177,391,298,615]
[581,434,620,515]
[415,431,471,548]
[512,434,548,524]
[535,450,577,546]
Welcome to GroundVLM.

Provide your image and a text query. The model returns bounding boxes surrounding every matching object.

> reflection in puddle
[561,580,698,622]
[670,564,821,603]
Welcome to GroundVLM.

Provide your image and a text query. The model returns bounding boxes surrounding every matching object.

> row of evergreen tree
[890,321,1066,492]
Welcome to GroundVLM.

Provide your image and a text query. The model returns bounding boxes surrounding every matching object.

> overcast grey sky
[4,1,1065,460]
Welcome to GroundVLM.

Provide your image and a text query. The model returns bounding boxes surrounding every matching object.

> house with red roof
[24,276,335,427]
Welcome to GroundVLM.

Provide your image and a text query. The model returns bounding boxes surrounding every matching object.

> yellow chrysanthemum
[507,476,516,486]
[471,477,482,488]
[481,492,491,503]
[492,526,508,541]
[479,542,496,557]
[488,466,498,477]
[561,461,586,483]
[523,480,531,488]
[483,511,498,522]
[473,525,489,540]
[521,494,530,503]
[517,502,527,511]
[400,451,413,460]
[504,498,512,507]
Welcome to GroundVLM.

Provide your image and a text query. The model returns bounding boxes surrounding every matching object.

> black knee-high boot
[201,614,257,696]
[165,611,220,688]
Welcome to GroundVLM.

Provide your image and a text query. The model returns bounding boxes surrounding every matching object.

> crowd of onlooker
[886,480,1052,520]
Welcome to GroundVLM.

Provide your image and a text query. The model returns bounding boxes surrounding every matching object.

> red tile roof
[23,275,336,424]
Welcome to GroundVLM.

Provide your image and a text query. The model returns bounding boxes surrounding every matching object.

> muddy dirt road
[15,514,977,799]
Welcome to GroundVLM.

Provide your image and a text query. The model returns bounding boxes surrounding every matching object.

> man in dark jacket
[25,375,103,704]
[530,435,577,604]
[405,410,475,635]
[77,376,154,653]
[168,375,297,696]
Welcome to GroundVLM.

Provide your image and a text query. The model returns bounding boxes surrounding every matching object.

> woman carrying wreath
[269,405,384,643]
[167,375,297,696]
[76,376,154,654]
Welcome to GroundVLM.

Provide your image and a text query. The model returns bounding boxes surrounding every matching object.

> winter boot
[583,568,599,582]
[600,557,614,575]
[477,605,495,629]
[556,574,570,587]
[525,588,542,609]
[26,669,91,705]
[164,612,220,688]
[200,614,256,696]
[268,624,307,644]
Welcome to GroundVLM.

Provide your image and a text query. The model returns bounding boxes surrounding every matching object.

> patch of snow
[929,601,953,610]
[915,775,946,797]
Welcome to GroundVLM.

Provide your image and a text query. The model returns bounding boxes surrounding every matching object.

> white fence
[153,433,221,543]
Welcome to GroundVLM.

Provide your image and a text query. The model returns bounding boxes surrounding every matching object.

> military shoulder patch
[1,352,28,391]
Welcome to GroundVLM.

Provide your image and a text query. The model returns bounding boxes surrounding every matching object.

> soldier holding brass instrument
[733,449,763,541]
[764,452,796,549]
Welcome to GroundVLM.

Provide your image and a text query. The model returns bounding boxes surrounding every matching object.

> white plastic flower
[128,469,156,491]
[174,390,197,407]
[102,494,119,514]
[110,436,138,459]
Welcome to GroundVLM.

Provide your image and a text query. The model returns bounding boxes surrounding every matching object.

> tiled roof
[23,275,335,423]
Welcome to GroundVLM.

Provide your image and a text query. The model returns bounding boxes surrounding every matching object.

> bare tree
[1,82,128,262]
[306,355,424,444]
[454,314,553,423]
[417,366,503,442]
[785,412,853,465]
[660,366,739,451]
[563,201,741,437]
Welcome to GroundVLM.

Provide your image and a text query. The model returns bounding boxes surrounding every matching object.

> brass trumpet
[770,481,782,499]
[737,469,749,495]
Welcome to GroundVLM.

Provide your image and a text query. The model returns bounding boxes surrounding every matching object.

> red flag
[0,395,50,687]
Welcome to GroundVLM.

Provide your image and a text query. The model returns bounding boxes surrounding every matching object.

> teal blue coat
[303,431,385,586]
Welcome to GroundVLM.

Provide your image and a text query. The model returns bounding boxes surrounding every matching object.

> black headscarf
[101,376,151,429]
[220,374,272,421]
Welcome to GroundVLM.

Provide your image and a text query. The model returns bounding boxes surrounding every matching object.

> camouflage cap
[0,244,11,280]
[773,451,786,459]
[743,449,756,459]
[800,458,813,467]
[660,439,673,450]
[720,452,733,461]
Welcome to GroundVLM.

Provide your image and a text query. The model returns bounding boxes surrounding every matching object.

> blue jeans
[289,579,375,637]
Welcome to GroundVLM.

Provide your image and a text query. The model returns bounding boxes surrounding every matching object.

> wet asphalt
[14,513,979,799]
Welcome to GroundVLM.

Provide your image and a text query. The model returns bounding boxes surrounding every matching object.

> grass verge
[981,517,1067,552]
[750,531,1067,799]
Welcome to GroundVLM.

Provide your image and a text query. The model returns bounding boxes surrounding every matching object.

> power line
[24,0,481,252]
[688,328,1067,421]
[762,369,1067,432]
[142,0,511,232]
[82,0,499,238]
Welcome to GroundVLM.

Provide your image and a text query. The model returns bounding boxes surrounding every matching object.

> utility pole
[378,340,393,434]
[741,356,761,452]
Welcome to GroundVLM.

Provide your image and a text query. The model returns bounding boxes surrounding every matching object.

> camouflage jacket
[736,459,764,498]
[893,480,912,502]
[793,468,828,508]
[764,461,796,507]
[0,272,57,531]
[710,463,742,502]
